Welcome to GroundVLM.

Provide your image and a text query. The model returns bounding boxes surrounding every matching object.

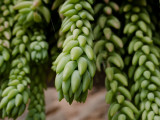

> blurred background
[17,88,108,120]
[18,72,108,120]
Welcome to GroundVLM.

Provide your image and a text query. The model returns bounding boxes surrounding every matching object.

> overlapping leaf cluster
[122,0,160,119]
[0,0,160,120]
[52,0,96,104]
[0,0,50,119]
[26,66,46,120]
[0,0,13,75]
[93,0,139,119]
